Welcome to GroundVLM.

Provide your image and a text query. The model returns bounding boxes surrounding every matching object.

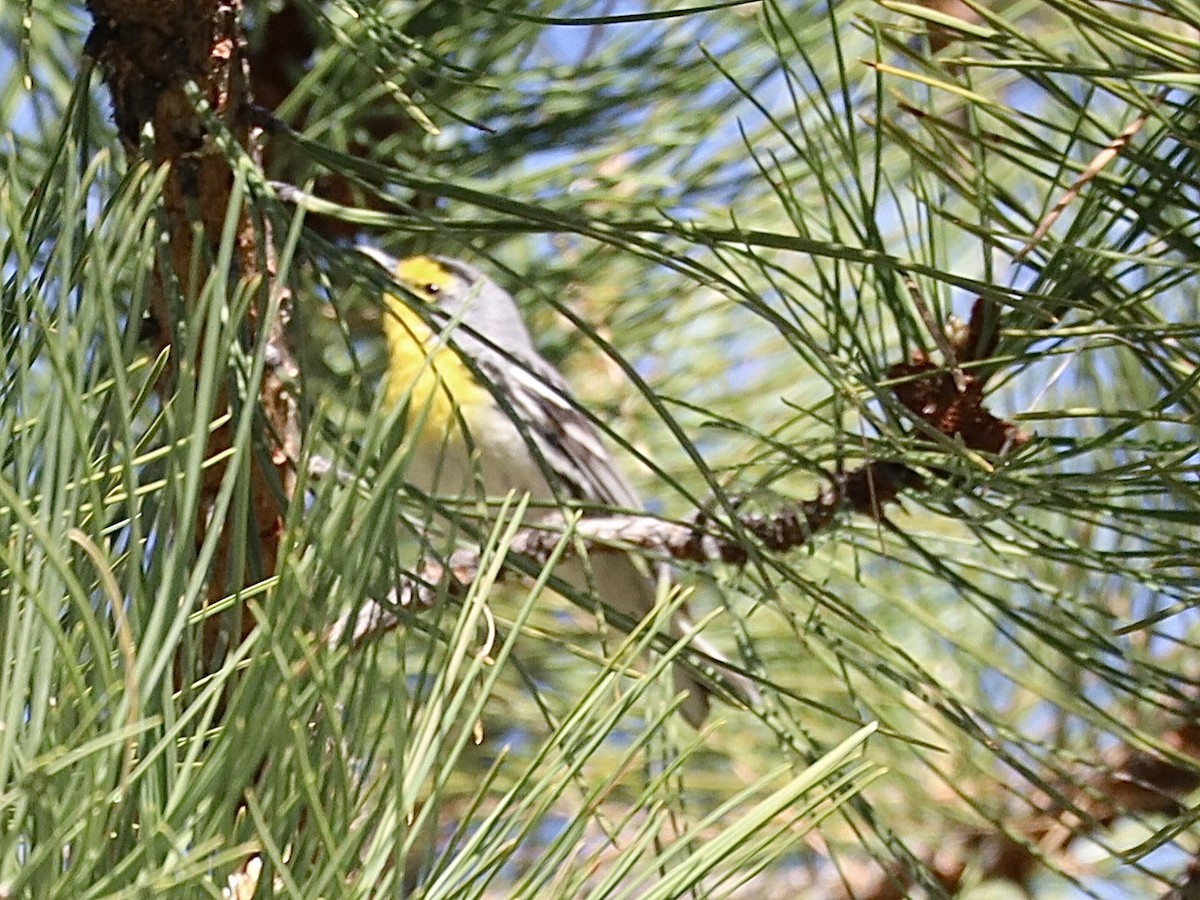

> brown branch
[321,459,927,648]
[86,2,299,670]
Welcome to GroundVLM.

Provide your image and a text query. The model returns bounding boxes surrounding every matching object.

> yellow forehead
[393,256,451,294]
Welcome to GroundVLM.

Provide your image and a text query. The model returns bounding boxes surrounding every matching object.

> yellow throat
[381,257,490,439]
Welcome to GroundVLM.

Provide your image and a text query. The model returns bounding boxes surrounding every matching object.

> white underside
[403,404,563,532]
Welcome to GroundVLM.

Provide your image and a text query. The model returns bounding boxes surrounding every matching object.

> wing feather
[477,354,642,510]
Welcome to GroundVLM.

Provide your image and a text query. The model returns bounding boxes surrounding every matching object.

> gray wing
[476,353,642,510]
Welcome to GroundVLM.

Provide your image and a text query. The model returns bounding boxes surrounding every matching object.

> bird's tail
[567,552,758,728]
[668,614,762,728]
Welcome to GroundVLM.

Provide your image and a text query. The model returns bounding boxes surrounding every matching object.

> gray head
[357,247,538,360]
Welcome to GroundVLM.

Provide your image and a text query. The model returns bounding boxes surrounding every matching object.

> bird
[358,248,755,727]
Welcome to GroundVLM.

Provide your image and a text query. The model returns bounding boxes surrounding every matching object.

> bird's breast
[382,301,491,437]
[383,301,550,500]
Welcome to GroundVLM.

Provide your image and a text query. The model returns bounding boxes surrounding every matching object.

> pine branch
[86,0,300,663]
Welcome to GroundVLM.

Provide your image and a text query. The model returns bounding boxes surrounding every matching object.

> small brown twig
[1013,93,1164,266]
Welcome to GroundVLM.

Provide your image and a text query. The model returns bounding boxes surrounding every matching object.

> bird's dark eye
[424,283,441,296]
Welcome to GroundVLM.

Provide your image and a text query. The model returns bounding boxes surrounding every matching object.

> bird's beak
[355,244,400,276]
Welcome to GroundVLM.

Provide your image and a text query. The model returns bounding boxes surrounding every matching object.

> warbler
[358,249,754,727]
